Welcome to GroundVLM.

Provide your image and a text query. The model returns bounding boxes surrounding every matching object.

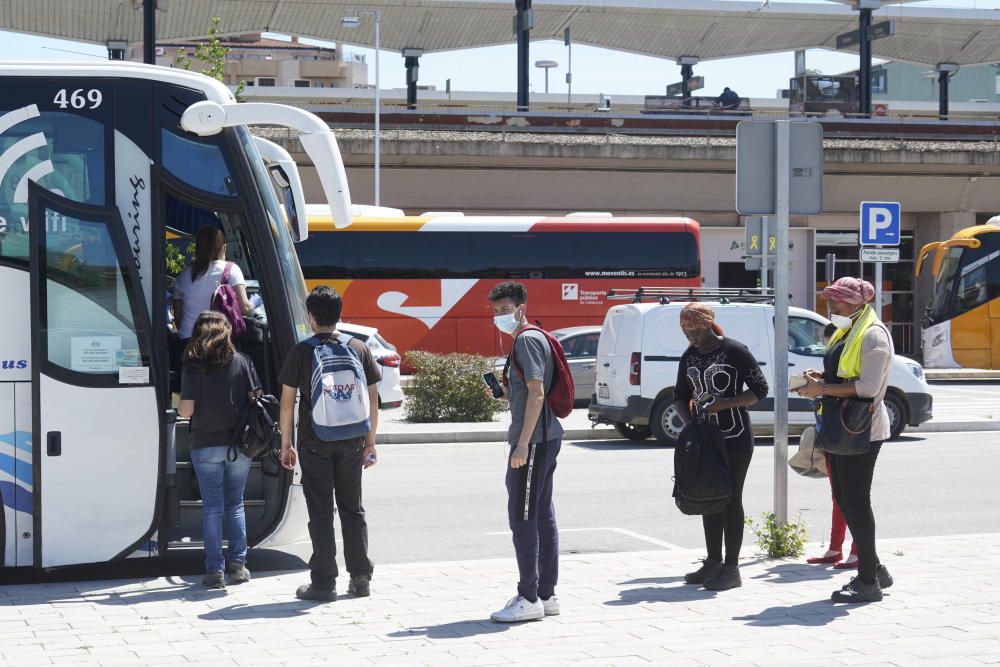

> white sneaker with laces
[490,595,545,622]
[541,594,560,616]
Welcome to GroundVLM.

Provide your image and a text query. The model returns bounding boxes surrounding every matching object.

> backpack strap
[221,261,234,285]
[507,325,552,444]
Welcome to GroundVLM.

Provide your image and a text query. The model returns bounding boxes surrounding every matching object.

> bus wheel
[651,398,683,445]
[614,422,652,441]
[884,391,908,440]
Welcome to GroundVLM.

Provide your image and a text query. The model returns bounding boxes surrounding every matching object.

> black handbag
[815,396,873,456]
[228,355,281,461]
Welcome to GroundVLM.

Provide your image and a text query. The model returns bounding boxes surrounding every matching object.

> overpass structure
[4,1,1000,114]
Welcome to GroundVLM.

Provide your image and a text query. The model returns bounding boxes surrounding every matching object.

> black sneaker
[227,561,251,585]
[295,584,336,602]
[703,565,742,591]
[684,559,724,585]
[348,574,371,598]
[831,577,882,603]
[876,564,893,590]
[202,571,226,590]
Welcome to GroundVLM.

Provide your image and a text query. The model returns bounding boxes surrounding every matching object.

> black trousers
[299,437,374,591]
[828,441,882,584]
[703,431,754,566]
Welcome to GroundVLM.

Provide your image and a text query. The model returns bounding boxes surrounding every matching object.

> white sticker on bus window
[71,336,121,372]
[116,349,141,367]
[118,366,149,385]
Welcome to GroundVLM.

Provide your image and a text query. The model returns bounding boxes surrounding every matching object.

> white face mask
[494,308,521,334]
[829,305,864,331]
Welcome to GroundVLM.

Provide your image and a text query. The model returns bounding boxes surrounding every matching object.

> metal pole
[938,70,949,120]
[143,0,156,65]
[760,216,769,290]
[773,120,791,524]
[566,27,572,106]
[681,64,693,108]
[858,8,873,116]
[515,0,532,111]
[544,68,549,94]
[875,259,883,325]
[374,11,381,206]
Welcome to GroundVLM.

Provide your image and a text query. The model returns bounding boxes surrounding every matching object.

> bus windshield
[237,127,311,341]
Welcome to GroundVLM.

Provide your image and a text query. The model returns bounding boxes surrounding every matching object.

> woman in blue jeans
[178,311,257,589]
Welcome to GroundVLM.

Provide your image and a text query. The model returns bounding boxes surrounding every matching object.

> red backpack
[211,262,247,342]
[506,325,575,418]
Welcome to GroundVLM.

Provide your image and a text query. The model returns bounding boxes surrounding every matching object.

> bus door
[28,184,162,568]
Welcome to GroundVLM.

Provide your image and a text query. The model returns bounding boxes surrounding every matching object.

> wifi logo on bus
[0,104,65,204]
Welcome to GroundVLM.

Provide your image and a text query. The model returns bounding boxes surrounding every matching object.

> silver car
[495,326,601,406]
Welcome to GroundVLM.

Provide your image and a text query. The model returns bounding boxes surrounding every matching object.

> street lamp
[535,60,558,94]
[342,10,382,206]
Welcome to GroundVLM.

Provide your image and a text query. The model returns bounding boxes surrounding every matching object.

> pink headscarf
[824,277,875,307]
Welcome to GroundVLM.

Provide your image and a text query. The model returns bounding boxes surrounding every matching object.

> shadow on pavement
[199,600,316,621]
[734,598,852,626]
[387,619,512,639]
[0,549,306,588]
[606,575,719,606]
[751,561,847,585]
[569,440,670,451]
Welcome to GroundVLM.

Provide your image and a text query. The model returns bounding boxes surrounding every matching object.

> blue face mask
[494,308,521,334]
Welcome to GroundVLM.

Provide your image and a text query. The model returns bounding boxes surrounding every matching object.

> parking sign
[860,202,901,246]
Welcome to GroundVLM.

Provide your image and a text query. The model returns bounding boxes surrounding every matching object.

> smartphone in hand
[482,372,504,399]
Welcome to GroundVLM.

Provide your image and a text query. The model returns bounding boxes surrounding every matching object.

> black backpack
[672,421,734,515]
[228,355,281,461]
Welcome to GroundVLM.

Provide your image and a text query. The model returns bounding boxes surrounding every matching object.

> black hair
[306,285,343,326]
[823,322,837,339]
[487,281,527,306]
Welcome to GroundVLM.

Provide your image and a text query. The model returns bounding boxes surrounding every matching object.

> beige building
[129,34,367,90]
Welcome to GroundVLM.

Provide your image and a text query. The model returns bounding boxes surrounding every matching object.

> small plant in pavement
[745,512,808,558]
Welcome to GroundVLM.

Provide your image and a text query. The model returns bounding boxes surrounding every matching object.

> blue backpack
[306,334,371,441]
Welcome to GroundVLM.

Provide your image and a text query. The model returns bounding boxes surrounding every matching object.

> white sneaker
[541,594,560,616]
[490,595,544,623]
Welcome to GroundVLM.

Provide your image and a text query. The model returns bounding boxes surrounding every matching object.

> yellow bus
[917,218,1000,368]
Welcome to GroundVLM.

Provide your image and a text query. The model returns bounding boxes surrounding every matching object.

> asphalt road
[4,430,997,585]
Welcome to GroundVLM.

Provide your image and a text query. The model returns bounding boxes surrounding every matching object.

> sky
[1,0,999,99]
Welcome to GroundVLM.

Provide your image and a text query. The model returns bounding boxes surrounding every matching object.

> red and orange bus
[297,209,701,360]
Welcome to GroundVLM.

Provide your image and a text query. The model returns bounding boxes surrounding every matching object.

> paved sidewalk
[3,534,999,666]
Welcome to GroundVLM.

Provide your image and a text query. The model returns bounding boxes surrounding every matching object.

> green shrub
[405,351,504,423]
[745,512,808,558]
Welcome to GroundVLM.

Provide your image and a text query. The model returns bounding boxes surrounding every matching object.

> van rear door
[28,186,163,568]
[595,305,639,408]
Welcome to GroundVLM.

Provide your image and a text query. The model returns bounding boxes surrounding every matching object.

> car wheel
[884,392,907,440]
[650,397,684,445]
[613,422,652,441]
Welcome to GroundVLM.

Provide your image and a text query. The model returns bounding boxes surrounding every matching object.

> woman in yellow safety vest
[797,277,894,604]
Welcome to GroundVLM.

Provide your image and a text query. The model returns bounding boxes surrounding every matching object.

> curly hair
[487,281,527,306]
[183,311,235,372]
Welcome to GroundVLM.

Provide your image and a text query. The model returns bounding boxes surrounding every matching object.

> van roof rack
[606,287,776,305]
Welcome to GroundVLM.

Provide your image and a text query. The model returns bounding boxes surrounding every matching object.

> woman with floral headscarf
[673,302,768,592]
[797,277,894,603]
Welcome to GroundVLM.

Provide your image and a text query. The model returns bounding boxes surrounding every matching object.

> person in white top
[172,226,255,341]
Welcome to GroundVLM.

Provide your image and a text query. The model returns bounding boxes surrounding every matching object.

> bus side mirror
[253,136,309,242]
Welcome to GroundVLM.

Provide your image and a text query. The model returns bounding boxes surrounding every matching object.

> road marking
[485,527,680,550]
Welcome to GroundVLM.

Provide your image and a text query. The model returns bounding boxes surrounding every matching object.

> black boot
[832,577,882,603]
[684,559,723,585]
[703,565,742,591]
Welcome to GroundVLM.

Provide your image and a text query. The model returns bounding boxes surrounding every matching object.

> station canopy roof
[3,0,1000,67]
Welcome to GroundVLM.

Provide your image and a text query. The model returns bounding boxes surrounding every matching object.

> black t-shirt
[674,337,769,440]
[278,332,382,446]
[181,354,255,449]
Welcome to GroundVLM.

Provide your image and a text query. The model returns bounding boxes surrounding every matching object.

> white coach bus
[0,62,352,569]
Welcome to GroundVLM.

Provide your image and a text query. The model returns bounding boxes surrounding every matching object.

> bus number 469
[53,88,103,110]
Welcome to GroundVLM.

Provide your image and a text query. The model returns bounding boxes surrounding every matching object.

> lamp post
[342,10,382,206]
[535,60,558,94]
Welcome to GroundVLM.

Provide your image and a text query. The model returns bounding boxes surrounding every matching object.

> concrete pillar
[403,51,422,110]
[143,0,156,65]
[515,0,532,111]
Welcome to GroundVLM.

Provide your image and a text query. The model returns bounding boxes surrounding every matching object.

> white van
[588,298,933,443]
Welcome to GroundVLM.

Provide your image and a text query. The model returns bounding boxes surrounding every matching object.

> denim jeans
[191,445,252,573]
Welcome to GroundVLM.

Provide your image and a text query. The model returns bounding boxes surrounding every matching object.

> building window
[255,77,276,87]
[872,69,888,95]
[293,79,311,88]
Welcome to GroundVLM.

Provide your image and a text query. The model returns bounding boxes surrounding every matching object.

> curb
[376,420,999,444]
